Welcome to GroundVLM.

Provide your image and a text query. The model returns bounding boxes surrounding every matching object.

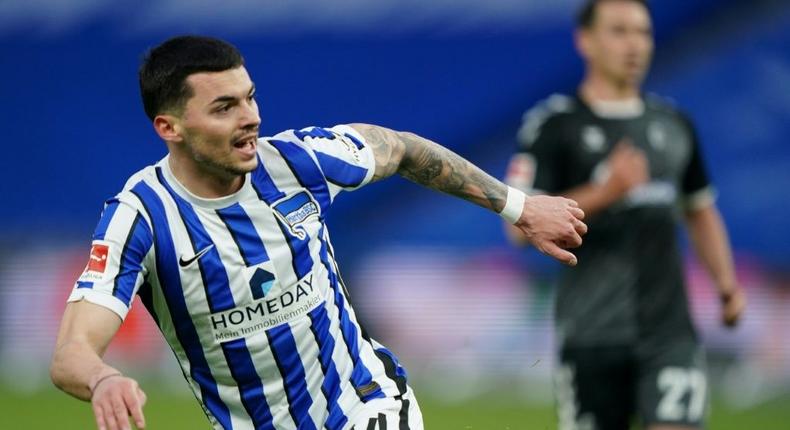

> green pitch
[3,384,788,429]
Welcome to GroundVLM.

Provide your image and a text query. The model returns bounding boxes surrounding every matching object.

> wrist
[600,177,628,202]
[500,186,527,224]
[719,285,740,302]
[88,366,123,395]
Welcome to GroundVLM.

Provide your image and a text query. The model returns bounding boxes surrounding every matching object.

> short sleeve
[68,198,153,320]
[679,115,716,211]
[508,112,565,195]
[291,125,377,200]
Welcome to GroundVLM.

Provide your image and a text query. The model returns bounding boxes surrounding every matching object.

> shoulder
[263,125,367,160]
[110,162,164,219]
[644,93,693,122]
[263,126,335,152]
[644,93,699,137]
[120,164,159,191]
[517,93,579,149]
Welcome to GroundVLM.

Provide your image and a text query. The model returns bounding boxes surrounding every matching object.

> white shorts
[345,387,423,430]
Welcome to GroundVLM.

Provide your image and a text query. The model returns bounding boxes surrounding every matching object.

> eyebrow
[209,84,256,105]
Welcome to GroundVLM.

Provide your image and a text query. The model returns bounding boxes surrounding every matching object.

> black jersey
[508,94,715,348]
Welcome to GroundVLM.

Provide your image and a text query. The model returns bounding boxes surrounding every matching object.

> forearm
[563,182,620,218]
[685,205,738,294]
[351,123,507,213]
[51,301,123,401]
[51,339,118,401]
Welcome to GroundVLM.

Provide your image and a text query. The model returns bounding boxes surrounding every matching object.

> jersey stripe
[343,132,365,150]
[129,181,232,429]
[308,305,349,429]
[251,155,287,201]
[93,199,120,240]
[267,325,317,430]
[155,169,285,428]
[324,230,406,398]
[155,168,236,313]
[112,213,152,306]
[137,280,158,326]
[269,139,331,213]
[318,226,379,401]
[216,203,269,267]
[250,162,313,280]
[315,152,368,188]
[374,348,408,396]
[74,124,409,429]
[398,399,411,430]
[221,338,276,430]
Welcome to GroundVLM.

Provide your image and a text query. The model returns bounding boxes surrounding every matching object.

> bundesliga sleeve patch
[78,242,110,282]
[505,153,536,191]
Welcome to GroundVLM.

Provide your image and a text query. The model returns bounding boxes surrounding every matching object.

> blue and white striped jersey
[69,125,410,430]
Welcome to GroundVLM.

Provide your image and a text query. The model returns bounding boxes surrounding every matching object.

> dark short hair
[576,0,649,29]
[138,35,245,121]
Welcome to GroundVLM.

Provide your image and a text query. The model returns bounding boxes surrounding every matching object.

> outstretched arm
[51,301,147,430]
[685,204,745,327]
[350,123,587,265]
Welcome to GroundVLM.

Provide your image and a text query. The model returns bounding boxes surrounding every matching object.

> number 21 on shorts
[656,367,707,422]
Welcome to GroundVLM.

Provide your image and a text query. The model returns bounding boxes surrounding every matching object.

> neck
[579,72,640,103]
[167,153,244,199]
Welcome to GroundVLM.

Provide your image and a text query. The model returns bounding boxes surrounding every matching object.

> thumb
[541,241,578,266]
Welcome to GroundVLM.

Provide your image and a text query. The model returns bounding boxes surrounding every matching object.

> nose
[240,98,261,129]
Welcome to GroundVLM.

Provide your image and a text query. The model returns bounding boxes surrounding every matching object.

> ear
[574,29,591,61]
[152,114,183,144]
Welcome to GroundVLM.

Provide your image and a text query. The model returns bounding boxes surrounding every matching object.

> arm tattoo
[350,123,507,213]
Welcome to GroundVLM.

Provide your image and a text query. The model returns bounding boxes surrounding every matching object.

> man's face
[579,1,654,86]
[175,66,261,178]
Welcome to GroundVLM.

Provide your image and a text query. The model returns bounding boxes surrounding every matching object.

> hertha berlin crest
[271,191,319,240]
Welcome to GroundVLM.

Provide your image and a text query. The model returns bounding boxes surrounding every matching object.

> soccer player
[50,36,587,430]
[505,1,746,429]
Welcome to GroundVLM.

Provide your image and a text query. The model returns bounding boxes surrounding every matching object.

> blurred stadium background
[1,0,789,428]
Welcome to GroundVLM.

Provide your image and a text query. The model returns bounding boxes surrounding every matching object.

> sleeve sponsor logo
[340,137,362,163]
[298,126,363,163]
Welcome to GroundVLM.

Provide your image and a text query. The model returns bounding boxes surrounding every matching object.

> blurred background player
[505,0,746,429]
[49,35,586,430]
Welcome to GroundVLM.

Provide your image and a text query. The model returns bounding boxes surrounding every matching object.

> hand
[91,374,147,430]
[603,138,649,198]
[720,287,746,328]
[515,195,587,266]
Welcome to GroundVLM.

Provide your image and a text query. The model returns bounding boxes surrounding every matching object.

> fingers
[572,217,588,236]
[722,289,746,328]
[562,231,584,249]
[137,387,148,408]
[124,386,147,429]
[542,241,577,266]
[112,395,131,430]
[569,206,585,220]
[98,400,120,430]
[93,402,108,430]
[92,377,145,430]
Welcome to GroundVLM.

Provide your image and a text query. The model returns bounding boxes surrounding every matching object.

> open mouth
[233,135,258,157]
